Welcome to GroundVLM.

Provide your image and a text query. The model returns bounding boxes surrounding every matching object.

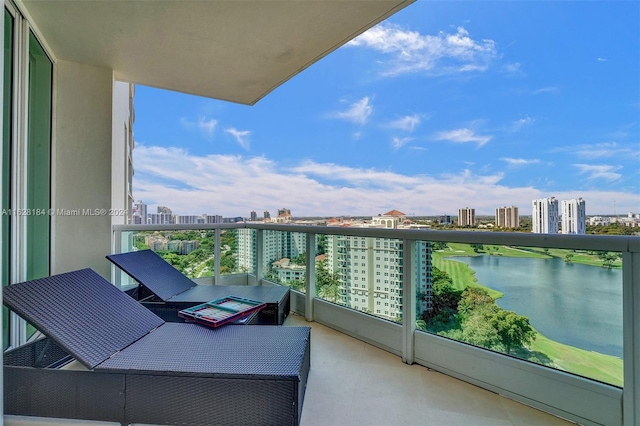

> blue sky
[132,1,640,218]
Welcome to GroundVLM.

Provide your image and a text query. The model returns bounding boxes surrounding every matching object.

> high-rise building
[157,206,172,215]
[458,207,475,227]
[236,229,306,275]
[562,198,586,235]
[495,206,519,229]
[438,215,452,225]
[532,197,559,234]
[147,213,174,224]
[250,211,258,221]
[132,200,147,225]
[203,215,223,224]
[324,210,432,321]
[175,215,203,225]
[264,210,271,220]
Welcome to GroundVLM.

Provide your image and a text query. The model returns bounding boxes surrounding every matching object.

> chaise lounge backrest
[107,249,197,300]
[3,268,165,369]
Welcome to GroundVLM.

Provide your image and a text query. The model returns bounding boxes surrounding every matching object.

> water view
[452,256,623,357]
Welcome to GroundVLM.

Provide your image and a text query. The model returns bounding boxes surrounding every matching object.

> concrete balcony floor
[5,312,575,426]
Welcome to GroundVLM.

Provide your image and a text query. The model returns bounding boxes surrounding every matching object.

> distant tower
[250,211,257,221]
[562,198,586,235]
[263,210,271,220]
[458,207,475,227]
[532,197,559,234]
[495,206,519,229]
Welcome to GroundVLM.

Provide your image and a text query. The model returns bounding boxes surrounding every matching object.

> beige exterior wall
[51,60,113,278]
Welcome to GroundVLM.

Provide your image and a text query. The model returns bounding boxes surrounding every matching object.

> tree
[564,253,574,263]
[470,244,484,253]
[484,306,536,353]
[457,287,493,318]
[316,259,341,303]
[432,241,449,251]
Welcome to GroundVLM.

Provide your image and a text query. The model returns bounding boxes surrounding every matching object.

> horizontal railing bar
[113,222,637,253]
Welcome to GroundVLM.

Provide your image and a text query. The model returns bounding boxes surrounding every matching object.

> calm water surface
[452,256,622,357]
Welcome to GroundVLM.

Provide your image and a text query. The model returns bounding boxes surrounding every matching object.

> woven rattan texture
[125,374,297,425]
[170,283,289,303]
[97,322,310,378]
[3,268,165,369]
[107,249,196,300]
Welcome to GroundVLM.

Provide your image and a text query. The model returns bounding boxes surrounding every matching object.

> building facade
[458,207,475,227]
[562,198,586,235]
[325,210,432,322]
[495,206,519,229]
[532,197,559,234]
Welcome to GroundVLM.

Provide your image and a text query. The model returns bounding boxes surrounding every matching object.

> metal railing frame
[113,222,639,425]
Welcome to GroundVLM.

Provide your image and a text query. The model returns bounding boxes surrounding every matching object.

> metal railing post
[402,238,415,364]
[256,229,264,285]
[623,248,640,425]
[305,232,317,321]
[214,228,221,285]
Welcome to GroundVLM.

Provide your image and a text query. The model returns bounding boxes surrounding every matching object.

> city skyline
[132,1,639,217]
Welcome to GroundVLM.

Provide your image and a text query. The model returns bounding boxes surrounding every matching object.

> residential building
[458,207,475,227]
[438,215,452,225]
[175,215,203,225]
[132,200,147,225]
[250,211,258,221]
[532,197,559,234]
[236,228,306,276]
[325,210,432,321]
[147,213,174,225]
[204,215,223,224]
[263,210,271,220]
[495,206,519,229]
[562,198,586,235]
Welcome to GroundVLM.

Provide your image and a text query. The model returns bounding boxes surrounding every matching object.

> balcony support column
[256,229,264,285]
[624,248,640,425]
[305,233,316,321]
[214,228,221,285]
[402,239,415,364]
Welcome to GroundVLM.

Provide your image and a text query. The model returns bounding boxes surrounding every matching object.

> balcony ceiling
[21,0,414,105]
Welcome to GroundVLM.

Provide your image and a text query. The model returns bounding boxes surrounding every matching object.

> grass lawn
[432,242,623,387]
[529,332,623,387]
[434,242,622,268]
[432,251,503,300]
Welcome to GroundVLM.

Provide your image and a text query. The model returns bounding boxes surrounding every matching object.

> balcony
[104,222,640,425]
[4,313,572,426]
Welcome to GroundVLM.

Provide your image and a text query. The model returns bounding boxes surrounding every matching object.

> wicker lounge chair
[3,268,310,425]
[107,249,290,324]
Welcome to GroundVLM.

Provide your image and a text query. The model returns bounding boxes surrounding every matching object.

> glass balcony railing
[113,221,638,425]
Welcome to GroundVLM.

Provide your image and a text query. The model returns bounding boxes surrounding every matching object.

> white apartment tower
[562,198,586,235]
[458,207,475,227]
[532,197,559,234]
[236,229,306,275]
[495,206,519,229]
[325,210,432,321]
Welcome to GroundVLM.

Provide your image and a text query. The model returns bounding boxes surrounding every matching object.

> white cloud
[434,128,492,146]
[225,128,251,150]
[553,142,639,160]
[180,116,218,138]
[511,115,534,132]
[574,164,622,182]
[597,57,608,62]
[532,86,559,95]
[392,137,413,149]
[387,114,422,132]
[329,97,373,125]
[347,24,498,77]
[133,145,640,217]
[501,158,540,166]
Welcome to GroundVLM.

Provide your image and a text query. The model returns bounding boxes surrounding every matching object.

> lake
[451,256,623,357]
